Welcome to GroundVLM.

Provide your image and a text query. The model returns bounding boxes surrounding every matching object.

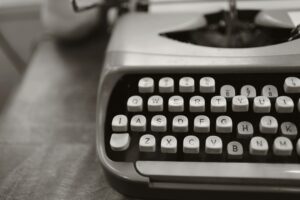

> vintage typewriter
[74,0,300,199]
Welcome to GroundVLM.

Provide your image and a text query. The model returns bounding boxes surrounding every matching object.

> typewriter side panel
[96,66,152,196]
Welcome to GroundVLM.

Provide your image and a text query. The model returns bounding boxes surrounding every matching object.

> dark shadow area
[161,10,293,48]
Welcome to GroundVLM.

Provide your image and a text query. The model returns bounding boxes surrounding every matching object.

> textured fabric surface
[0,36,128,200]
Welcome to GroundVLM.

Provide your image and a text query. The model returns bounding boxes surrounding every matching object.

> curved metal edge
[136,161,300,192]
[96,59,149,185]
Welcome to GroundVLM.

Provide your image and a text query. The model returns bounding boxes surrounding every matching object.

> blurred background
[0,0,42,110]
[0,0,99,111]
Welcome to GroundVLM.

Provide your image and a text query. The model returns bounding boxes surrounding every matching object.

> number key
[262,85,278,98]
[284,77,300,93]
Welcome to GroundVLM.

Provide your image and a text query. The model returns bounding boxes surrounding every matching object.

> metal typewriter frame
[96,1,300,198]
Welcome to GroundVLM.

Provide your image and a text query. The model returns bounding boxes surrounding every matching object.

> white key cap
[262,85,278,98]
[110,133,130,151]
[159,77,174,93]
[139,134,156,152]
[172,115,188,132]
[297,139,300,156]
[250,136,268,156]
[241,85,256,98]
[216,116,233,133]
[161,135,177,153]
[138,77,154,93]
[151,115,167,132]
[232,95,249,112]
[275,96,294,113]
[284,77,300,93]
[237,121,254,139]
[194,115,210,133]
[273,136,293,156]
[189,96,205,112]
[130,115,146,132]
[205,135,222,154]
[148,95,163,112]
[211,96,227,112]
[259,116,278,134]
[227,141,243,159]
[112,115,128,132]
[253,96,271,113]
[168,96,184,112]
[281,122,298,139]
[183,135,200,154]
[179,77,195,93]
[220,85,235,98]
[200,77,215,93]
[127,95,143,112]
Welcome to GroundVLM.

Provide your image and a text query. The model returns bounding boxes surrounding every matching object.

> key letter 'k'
[285,125,292,132]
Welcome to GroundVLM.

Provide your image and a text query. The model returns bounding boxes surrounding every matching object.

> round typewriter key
[280,122,298,139]
[139,134,156,152]
[216,116,232,133]
[249,136,269,156]
[273,136,293,156]
[211,96,227,113]
[110,133,130,151]
[190,96,205,112]
[161,136,177,153]
[194,115,210,133]
[284,77,300,93]
[179,77,195,93]
[220,85,235,98]
[148,95,163,112]
[172,115,188,133]
[232,95,249,112]
[205,136,222,154]
[259,116,278,134]
[297,139,300,156]
[227,141,243,159]
[240,85,256,98]
[138,77,154,93]
[130,115,146,132]
[127,95,143,112]
[183,135,200,154]
[159,77,174,93]
[112,115,128,132]
[151,115,167,132]
[237,121,253,139]
[200,77,215,93]
[262,85,278,98]
[253,96,271,113]
[275,96,294,113]
[168,96,184,112]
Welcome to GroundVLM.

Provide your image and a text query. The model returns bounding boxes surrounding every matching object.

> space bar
[136,161,300,185]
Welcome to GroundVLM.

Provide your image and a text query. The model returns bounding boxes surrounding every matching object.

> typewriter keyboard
[105,74,300,163]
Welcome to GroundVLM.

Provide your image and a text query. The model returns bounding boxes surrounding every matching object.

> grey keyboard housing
[97,3,300,198]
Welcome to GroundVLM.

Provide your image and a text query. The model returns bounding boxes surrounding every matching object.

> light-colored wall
[0,48,19,110]
[0,14,42,65]
[0,0,42,109]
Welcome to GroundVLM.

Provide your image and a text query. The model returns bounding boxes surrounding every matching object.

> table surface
[0,35,129,200]
[0,31,299,200]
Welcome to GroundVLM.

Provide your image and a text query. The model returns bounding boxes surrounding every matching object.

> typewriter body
[93,0,300,198]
